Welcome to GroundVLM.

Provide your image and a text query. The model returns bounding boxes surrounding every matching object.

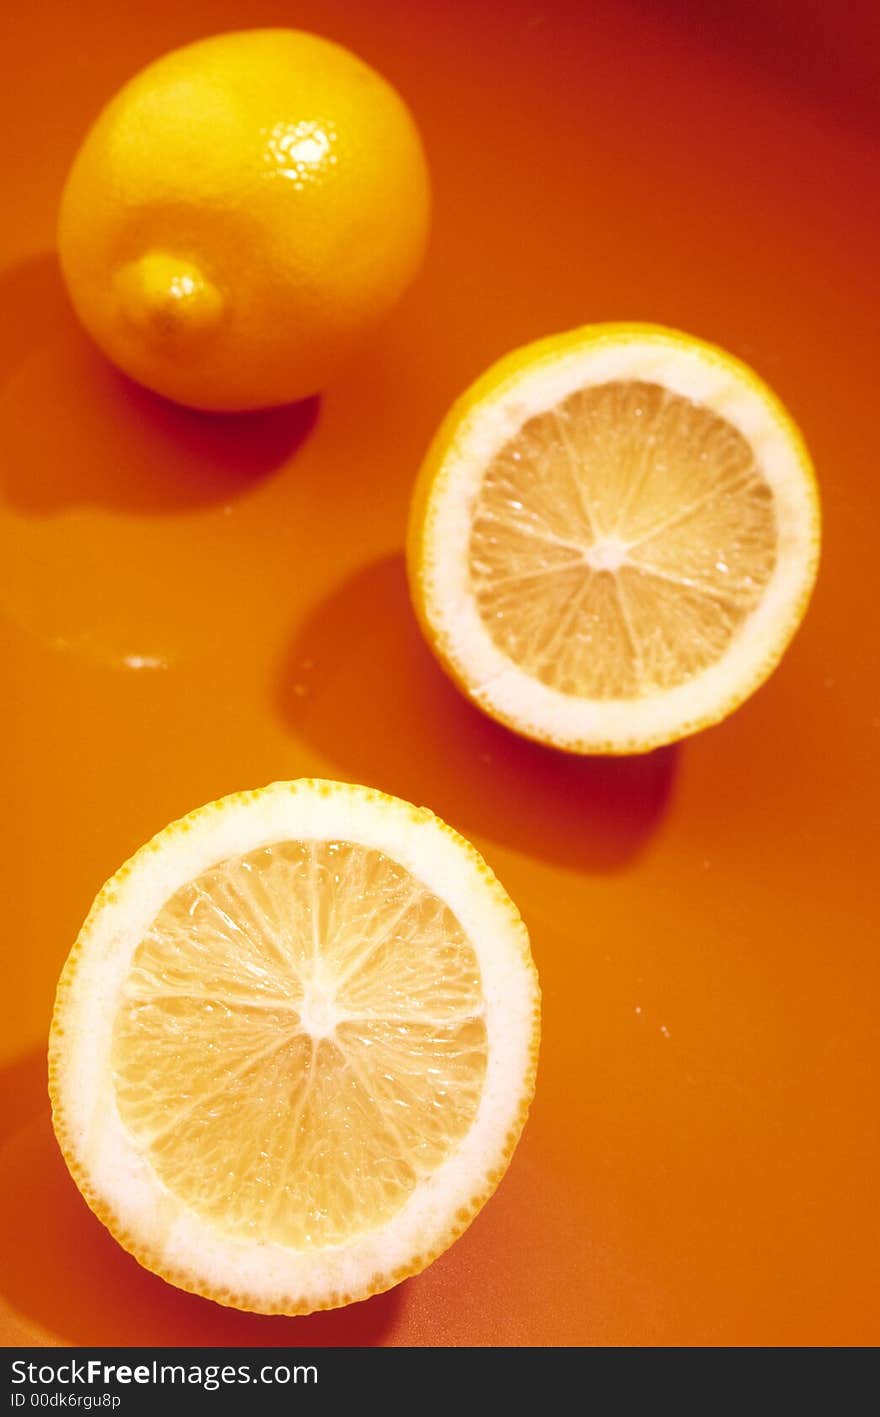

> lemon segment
[50,782,539,1315]
[409,324,820,753]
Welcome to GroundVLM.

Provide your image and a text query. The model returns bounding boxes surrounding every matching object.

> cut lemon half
[49,781,539,1315]
[408,323,820,754]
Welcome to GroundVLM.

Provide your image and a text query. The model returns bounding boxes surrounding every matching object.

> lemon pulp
[468,380,778,699]
[112,840,488,1249]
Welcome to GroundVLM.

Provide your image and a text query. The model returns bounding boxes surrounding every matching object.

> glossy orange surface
[1,0,878,1348]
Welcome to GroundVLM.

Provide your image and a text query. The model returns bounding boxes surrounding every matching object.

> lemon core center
[298,979,341,1040]
[584,535,629,572]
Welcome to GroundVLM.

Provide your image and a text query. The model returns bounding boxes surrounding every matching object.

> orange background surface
[1,0,878,1347]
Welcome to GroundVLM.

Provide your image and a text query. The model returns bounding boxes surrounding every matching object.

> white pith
[418,332,819,750]
[51,781,537,1309]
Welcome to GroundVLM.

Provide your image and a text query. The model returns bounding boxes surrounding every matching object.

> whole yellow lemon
[58,30,431,411]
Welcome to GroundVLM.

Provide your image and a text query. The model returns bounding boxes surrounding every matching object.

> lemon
[408,324,821,754]
[58,30,430,411]
[49,781,539,1315]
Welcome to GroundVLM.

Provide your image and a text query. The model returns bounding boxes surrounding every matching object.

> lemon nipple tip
[115,252,224,340]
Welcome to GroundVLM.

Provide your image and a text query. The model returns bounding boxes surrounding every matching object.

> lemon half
[49,781,539,1315]
[408,323,820,754]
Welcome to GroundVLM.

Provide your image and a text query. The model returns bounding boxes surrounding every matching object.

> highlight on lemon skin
[49,780,539,1316]
[408,322,821,755]
[57,29,431,412]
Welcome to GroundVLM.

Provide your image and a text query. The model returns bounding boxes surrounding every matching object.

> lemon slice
[408,323,820,753]
[49,781,539,1315]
